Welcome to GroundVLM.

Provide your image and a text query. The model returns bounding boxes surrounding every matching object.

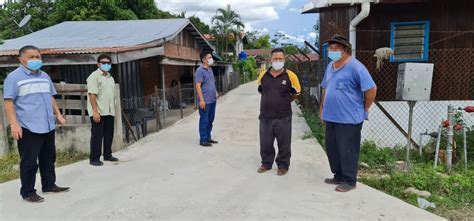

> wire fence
[121,72,241,143]
[288,48,474,151]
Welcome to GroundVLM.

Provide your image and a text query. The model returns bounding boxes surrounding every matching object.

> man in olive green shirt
[87,54,118,166]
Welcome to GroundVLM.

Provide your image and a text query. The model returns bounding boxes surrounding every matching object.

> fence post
[154,86,162,130]
[446,105,454,171]
[0,89,9,156]
[80,85,86,124]
[60,83,66,116]
[178,82,183,119]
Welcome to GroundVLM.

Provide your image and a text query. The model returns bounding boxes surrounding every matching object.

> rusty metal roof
[0,18,213,56]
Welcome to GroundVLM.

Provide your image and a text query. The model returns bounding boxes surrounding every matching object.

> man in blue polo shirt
[195,51,218,147]
[320,35,377,192]
[3,45,70,203]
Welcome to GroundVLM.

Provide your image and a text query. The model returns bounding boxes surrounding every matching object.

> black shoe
[43,185,70,194]
[90,161,103,166]
[23,193,44,203]
[336,183,357,192]
[208,139,218,144]
[104,156,119,162]
[200,142,212,147]
[324,178,343,185]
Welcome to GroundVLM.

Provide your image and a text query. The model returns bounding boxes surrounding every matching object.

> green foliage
[302,107,474,220]
[0,0,187,41]
[48,0,140,23]
[246,31,271,49]
[301,108,325,147]
[0,148,88,183]
[189,15,210,34]
[234,56,258,83]
[0,0,54,40]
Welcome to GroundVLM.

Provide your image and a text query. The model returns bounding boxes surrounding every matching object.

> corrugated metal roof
[0,45,152,56]
[0,18,213,55]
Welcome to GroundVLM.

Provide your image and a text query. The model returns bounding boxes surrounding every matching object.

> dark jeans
[198,102,216,143]
[325,121,363,186]
[17,128,57,198]
[90,116,114,162]
[259,116,292,169]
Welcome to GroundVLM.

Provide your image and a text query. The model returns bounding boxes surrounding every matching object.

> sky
[0,0,319,46]
[156,0,318,46]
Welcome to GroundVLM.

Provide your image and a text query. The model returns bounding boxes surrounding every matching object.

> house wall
[320,0,474,49]
[318,0,474,101]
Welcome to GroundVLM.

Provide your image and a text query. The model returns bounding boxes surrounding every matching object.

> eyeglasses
[100,61,111,64]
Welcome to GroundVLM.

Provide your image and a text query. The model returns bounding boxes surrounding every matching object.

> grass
[0,148,88,183]
[301,108,474,221]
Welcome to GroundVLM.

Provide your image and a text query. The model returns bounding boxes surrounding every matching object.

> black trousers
[17,128,56,198]
[259,116,292,169]
[325,121,363,186]
[90,116,114,162]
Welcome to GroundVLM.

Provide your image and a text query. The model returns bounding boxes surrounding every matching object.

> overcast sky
[157,0,318,46]
[0,0,318,46]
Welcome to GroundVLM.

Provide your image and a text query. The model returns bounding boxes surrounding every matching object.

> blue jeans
[198,102,216,143]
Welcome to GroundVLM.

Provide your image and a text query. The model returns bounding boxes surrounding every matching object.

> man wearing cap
[3,45,70,203]
[256,48,301,176]
[320,35,377,192]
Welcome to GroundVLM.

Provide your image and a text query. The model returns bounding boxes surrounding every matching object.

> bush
[234,56,258,83]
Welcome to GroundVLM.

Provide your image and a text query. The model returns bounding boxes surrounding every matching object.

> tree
[271,31,289,47]
[245,31,271,49]
[313,21,320,46]
[48,0,138,24]
[211,4,244,60]
[189,15,210,34]
[0,0,54,40]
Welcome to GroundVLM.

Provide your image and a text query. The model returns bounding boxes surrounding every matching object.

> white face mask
[208,58,214,66]
[272,61,284,70]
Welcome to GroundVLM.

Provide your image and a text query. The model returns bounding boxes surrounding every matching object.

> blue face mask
[328,51,343,61]
[26,59,43,71]
[100,63,112,72]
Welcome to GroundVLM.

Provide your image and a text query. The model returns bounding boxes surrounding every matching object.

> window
[390,21,430,62]
[321,43,329,68]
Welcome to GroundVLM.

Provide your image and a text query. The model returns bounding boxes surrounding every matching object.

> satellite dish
[18,15,32,28]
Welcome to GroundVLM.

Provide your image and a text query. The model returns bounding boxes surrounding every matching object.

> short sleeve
[288,70,301,95]
[87,74,99,95]
[356,66,376,92]
[3,73,18,100]
[44,73,57,96]
[321,67,330,89]
[195,69,204,84]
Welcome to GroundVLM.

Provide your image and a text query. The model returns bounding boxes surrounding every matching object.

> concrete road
[0,82,444,220]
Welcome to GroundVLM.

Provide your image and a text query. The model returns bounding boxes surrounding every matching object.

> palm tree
[211,4,244,60]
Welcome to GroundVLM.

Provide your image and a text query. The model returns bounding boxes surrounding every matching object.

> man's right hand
[10,123,22,140]
[93,111,101,123]
[199,100,206,110]
[319,112,325,125]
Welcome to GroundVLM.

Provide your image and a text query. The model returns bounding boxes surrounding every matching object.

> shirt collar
[19,65,40,76]
[200,64,211,70]
[265,67,287,78]
[96,68,110,77]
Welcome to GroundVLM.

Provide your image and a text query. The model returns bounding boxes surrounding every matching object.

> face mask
[272,61,284,70]
[26,59,43,71]
[208,58,214,66]
[100,63,112,72]
[328,50,343,61]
